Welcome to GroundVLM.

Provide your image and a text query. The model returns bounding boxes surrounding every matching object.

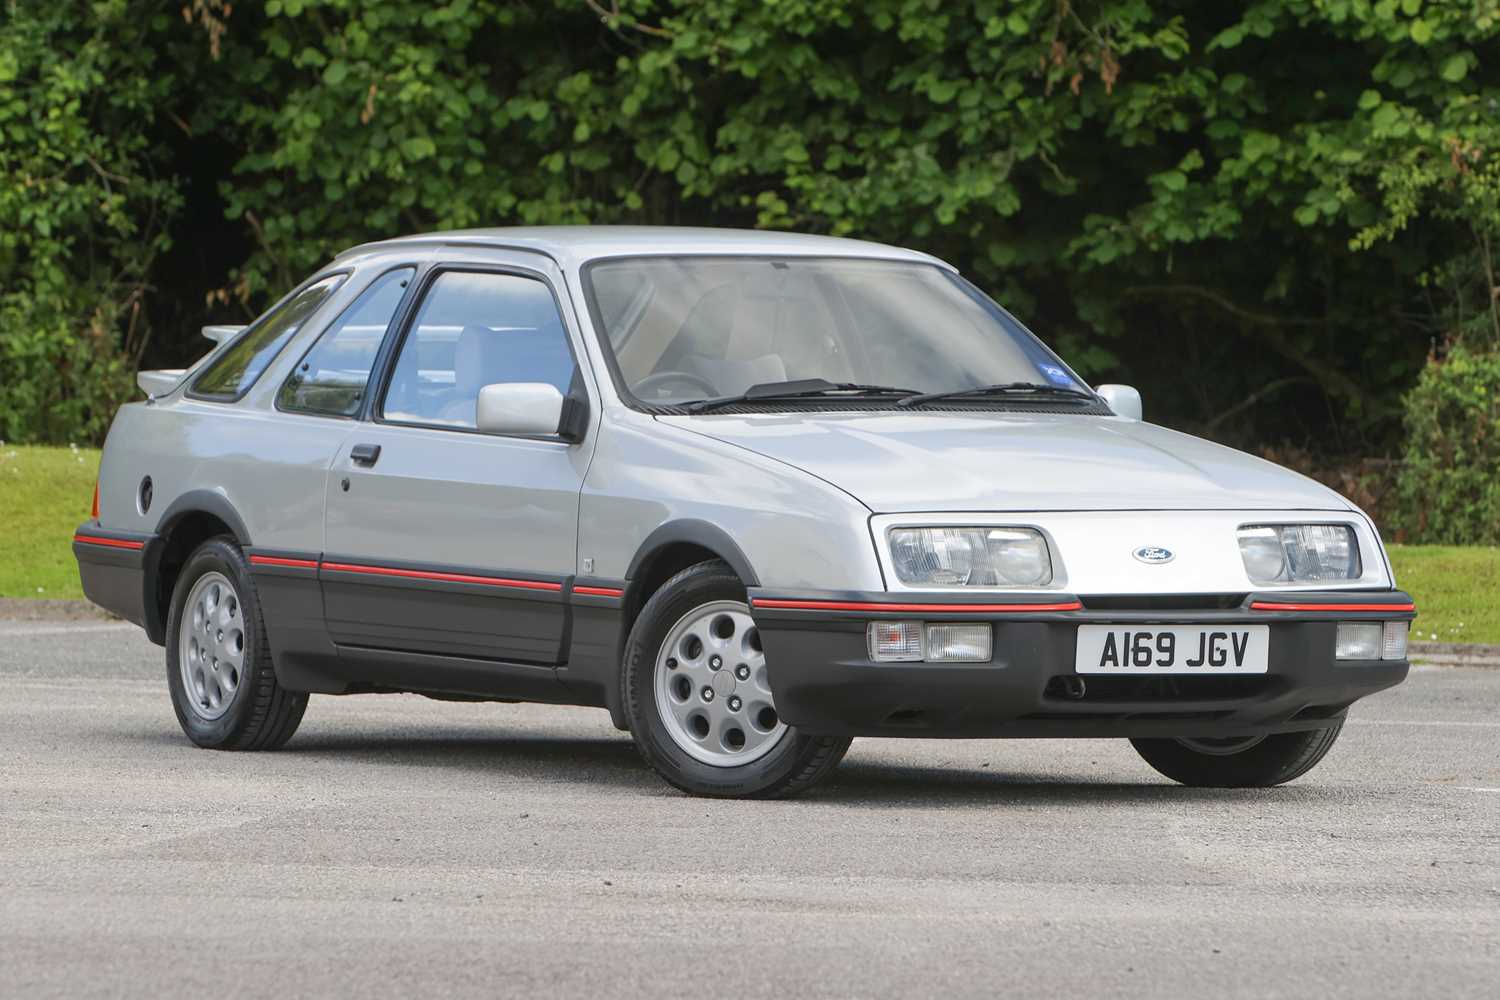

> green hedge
[1396,348,1500,544]
[3,1,1499,463]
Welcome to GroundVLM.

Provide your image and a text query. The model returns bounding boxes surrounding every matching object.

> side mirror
[1095,384,1142,421]
[475,383,567,437]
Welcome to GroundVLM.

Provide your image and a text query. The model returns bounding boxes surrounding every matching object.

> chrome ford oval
[1133,545,1175,564]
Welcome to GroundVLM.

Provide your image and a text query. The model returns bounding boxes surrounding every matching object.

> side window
[278,267,414,416]
[192,274,346,399]
[382,271,576,430]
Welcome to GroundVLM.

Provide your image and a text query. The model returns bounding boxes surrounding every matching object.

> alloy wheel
[653,600,787,766]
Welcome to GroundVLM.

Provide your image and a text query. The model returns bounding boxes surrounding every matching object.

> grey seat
[438,324,510,426]
[439,322,577,426]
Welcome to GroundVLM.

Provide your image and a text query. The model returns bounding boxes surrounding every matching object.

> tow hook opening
[1049,675,1087,700]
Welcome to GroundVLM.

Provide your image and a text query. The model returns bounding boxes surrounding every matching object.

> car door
[319,254,593,696]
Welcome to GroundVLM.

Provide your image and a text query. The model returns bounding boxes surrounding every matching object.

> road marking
[0,622,137,637]
[1348,719,1500,728]
[1454,786,1500,794]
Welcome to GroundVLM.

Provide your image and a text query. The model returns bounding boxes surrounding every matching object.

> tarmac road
[1,619,1496,998]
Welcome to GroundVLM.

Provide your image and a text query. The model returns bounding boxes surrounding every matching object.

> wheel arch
[144,491,252,644]
[622,519,759,631]
[602,520,761,730]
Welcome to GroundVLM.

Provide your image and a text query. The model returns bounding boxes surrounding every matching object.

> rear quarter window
[191,273,346,400]
[278,267,414,417]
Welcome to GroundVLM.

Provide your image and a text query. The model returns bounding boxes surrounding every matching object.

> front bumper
[749,589,1415,739]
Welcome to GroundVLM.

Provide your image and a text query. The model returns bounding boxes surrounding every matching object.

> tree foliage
[2,0,1498,484]
[1396,346,1500,544]
[0,2,193,442]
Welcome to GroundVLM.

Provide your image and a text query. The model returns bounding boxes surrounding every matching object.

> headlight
[1237,524,1360,584]
[888,527,1052,587]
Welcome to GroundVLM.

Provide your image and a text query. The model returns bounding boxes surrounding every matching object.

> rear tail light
[91,481,100,519]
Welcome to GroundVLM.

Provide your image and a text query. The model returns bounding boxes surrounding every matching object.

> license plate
[1075,625,1269,674]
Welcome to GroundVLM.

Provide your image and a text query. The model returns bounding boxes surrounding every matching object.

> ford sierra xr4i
[73,227,1415,798]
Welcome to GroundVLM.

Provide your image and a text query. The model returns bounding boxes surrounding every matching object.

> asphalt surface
[1,620,1496,999]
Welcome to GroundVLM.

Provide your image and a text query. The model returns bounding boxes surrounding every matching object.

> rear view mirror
[476,383,566,437]
[1095,384,1143,421]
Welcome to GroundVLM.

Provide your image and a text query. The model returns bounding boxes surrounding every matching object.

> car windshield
[583,256,1087,407]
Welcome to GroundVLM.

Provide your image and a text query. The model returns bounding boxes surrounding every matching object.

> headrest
[453,324,506,394]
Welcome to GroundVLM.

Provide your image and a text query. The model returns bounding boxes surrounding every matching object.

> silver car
[74,227,1415,798]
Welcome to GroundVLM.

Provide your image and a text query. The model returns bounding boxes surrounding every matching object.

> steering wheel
[630,370,719,400]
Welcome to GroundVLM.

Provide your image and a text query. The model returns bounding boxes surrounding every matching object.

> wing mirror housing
[476,383,587,441]
[1095,384,1143,421]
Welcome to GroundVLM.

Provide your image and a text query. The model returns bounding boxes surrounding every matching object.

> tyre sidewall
[1132,723,1343,787]
[624,563,824,797]
[166,538,267,747]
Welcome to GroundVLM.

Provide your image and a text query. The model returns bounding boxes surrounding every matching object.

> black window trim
[367,261,590,443]
[186,268,353,404]
[273,263,421,421]
[576,253,1094,415]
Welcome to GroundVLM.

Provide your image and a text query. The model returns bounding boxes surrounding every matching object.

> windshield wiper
[896,381,1097,408]
[684,378,921,414]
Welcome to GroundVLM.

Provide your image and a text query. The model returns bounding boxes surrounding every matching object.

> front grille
[1079,594,1248,611]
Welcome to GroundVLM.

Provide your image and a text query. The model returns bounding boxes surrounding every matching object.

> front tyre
[1130,724,1343,788]
[622,560,850,798]
[166,537,307,750]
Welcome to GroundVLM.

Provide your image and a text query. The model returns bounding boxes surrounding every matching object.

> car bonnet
[655,411,1351,514]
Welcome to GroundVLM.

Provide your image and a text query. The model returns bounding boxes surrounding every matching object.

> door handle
[350,443,381,467]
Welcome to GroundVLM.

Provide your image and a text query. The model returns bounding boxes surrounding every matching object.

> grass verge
[1387,545,1500,646]
[0,445,99,600]
[0,446,1496,643]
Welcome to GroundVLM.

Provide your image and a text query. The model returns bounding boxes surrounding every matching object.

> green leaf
[1440,54,1468,82]
[928,79,958,104]
[1157,170,1187,192]
[399,136,436,161]
[1358,89,1382,110]
[1409,20,1433,44]
[1208,26,1244,50]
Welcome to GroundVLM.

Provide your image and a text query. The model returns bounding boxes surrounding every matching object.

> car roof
[336,226,953,271]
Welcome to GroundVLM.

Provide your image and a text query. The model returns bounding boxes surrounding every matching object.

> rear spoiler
[203,324,244,344]
[135,325,243,398]
[137,369,187,396]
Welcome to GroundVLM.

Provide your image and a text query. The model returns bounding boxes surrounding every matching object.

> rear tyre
[1130,724,1343,787]
[622,560,850,798]
[166,537,307,750]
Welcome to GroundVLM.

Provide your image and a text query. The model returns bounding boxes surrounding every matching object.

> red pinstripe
[249,555,319,569]
[73,534,145,551]
[1250,600,1415,613]
[574,585,625,598]
[752,598,1083,613]
[319,561,563,591]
